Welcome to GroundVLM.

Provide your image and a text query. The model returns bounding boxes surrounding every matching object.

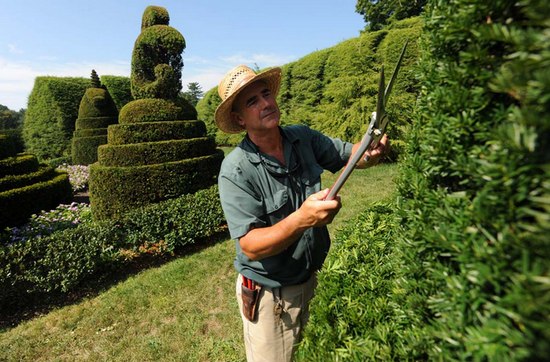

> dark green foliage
[356,0,426,31]
[300,0,549,360]
[97,137,216,167]
[197,18,422,150]
[181,82,203,106]
[89,6,221,220]
[89,151,223,220]
[0,185,225,311]
[0,154,39,177]
[90,69,101,88]
[100,75,132,111]
[131,6,184,100]
[0,166,56,192]
[71,83,118,165]
[0,172,72,229]
[71,135,108,165]
[297,204,427,361]
[107,120,206,145]
[0,129,25,155]
[196,86,244,146]
[23,77,89,161]
[118,98,196,123]
[75,116,118,129]
[0,104,24,129]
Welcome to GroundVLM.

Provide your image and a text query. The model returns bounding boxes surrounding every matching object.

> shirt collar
[240,127,300,165]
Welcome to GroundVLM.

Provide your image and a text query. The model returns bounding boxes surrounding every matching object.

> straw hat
[215,65,282,134]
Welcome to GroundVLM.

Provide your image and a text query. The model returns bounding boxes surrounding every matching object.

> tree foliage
[181,82,203,106]
[356,0,426,30]
[0,105,24,129]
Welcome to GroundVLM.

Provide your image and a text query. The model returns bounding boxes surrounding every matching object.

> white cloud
[0,57,130,110]
[8,44,23,55]
[0,51,295,109]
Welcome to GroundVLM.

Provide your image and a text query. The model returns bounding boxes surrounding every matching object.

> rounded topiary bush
[118,98,196,123]
[71,70,118,165]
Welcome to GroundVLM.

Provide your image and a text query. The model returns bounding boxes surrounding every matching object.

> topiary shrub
[89,6,223,220]
[71,70,119,165]
[0,131,72,229]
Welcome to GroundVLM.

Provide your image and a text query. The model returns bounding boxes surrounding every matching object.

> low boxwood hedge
[0,185,226,312]
[0,172,73,228]
[0,154,39,177]
[0,166,56,192]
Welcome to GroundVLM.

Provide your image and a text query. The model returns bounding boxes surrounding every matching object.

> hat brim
[215,67,282,134]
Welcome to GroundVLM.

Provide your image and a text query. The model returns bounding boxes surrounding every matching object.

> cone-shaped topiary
[0,130,72,230]
[89,6,223,220]
[71,70,118,165]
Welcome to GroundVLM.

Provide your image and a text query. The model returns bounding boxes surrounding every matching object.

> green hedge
[89,151,223,220]
[100,75,132,111]
[0,166,56,192]
[97,137,216,167]
[107,120,206,145]
[75,116,117,129]
[296,204,422,361]
[299,0,550,360]
[71,135,108,165]
[73,128,108,138]
[0,154,39,177]
[0,172,72,229]
[119,98,196,123]
[23,77,89,160]
[0,185,226,311]
[196,17,422,150]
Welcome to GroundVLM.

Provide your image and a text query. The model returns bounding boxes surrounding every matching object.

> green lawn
[0,163,399,362]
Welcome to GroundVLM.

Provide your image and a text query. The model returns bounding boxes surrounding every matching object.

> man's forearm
[239,211,308,261]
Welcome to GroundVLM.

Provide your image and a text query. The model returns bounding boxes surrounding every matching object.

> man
[216,65,388,361]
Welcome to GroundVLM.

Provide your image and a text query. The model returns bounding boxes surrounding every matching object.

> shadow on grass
[0,230,230,332]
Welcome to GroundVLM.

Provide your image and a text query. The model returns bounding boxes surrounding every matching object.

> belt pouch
[241,283,261,322]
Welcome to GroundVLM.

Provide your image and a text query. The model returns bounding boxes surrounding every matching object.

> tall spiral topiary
[0,130,72,229]
[88,6,223,220]
[71,70,118,165]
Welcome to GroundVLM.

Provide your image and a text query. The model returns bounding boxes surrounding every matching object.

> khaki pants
[236,274,317,362]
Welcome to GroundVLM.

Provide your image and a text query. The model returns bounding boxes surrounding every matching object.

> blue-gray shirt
[218,125,353,288]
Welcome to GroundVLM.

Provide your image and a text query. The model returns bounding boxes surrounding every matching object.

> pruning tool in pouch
[325,41,408,201]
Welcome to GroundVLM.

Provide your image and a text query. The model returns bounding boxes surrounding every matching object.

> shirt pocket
[301,164,323,197]
[265,189,288,218]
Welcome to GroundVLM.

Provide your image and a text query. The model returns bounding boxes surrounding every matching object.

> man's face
[230,80,280,134]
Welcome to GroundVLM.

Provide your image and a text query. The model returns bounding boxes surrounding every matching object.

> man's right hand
[295,188,342,228]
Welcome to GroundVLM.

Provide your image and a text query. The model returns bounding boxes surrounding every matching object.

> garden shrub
[89,5,223,221]
[23,76,89,161]
[71,71,118,165]
[298,0,549,360]
[100,75,132,111]
[0,130,72,229]
[0,185,225,311]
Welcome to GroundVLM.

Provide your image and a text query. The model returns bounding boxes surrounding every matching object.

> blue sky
[0,0,365,111]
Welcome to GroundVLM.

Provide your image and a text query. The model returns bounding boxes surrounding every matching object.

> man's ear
[231,111,245,127]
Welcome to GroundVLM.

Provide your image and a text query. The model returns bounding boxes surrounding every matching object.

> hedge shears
[325,41,408,201]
